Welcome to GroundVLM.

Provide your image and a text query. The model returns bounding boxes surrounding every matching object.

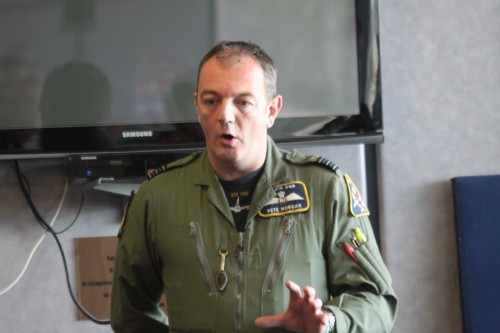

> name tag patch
[259,181,310,218]
[344,174,370,217]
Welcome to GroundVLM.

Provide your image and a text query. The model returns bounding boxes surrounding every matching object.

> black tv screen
[0,0,382,160]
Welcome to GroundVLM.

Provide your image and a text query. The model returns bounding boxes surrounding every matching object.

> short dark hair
[196,40,278,101]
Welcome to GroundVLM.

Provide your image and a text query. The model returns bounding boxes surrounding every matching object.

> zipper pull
[237,232,244,253]
[285,218,294,234]
[216,249,229,291]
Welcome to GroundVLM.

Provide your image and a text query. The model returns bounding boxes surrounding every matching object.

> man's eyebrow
[237,92,255,98]
[199,90,256,99]
[198,89,220,97]
[232,92,258,102]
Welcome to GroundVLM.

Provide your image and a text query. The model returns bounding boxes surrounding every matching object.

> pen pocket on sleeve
[353,242,392,294]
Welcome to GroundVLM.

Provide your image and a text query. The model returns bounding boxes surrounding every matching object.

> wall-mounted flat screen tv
[0,0,382,160]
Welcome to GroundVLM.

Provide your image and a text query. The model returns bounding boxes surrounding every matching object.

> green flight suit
[111,137,398,332]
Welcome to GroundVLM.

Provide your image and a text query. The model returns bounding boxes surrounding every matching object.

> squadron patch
[259,181,310,218]
[344,175,370,217]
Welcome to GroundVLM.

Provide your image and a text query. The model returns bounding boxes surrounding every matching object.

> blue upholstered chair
[452,175,500,333]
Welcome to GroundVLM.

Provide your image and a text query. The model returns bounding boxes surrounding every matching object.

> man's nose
[218,100,236,123]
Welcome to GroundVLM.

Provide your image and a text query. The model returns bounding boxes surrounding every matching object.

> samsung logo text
[122,131,153,138]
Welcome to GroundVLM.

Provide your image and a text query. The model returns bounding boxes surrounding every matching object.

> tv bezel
[0,0,382,161]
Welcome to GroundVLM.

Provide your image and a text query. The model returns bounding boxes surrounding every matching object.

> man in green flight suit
[111,40,398,332]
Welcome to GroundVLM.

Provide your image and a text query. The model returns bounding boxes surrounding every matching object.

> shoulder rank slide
[344,174,370,217]
[316,156,339,172]
[285,151,338,173]
[147,152,201,180]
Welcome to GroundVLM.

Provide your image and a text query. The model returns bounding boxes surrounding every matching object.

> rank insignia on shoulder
[316,156,339,172]
[259,181,310,218]
[147,152,201,180]
[344,175,370,217]
[285,151,338,173]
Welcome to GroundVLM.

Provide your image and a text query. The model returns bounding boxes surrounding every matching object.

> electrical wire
[16,162,85,234]
[0,168,68,297]
[52,191,85,235]
[9,160,110,325]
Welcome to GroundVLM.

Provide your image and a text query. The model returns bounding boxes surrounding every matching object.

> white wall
[379,0,500,332]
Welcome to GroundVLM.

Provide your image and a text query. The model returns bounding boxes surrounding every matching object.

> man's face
[194,55,281,179]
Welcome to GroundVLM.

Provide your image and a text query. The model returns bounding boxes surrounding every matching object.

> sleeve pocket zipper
[189,221,217,296]
[262,217,296,294]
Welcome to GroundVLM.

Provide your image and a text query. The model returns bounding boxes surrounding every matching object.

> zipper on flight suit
[262,217,296,294]
[189,221,217,296]
[235,232,245,332]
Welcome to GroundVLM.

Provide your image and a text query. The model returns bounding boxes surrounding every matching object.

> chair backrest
[452,175,500,333]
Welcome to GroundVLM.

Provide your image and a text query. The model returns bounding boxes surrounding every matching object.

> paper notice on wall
[76,236,118,320]
[76,236,167,321]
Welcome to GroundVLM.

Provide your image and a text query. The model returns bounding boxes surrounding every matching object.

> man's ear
[193,91,201,123]
[266,95,282,128]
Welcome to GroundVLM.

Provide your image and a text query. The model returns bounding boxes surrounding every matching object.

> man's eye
[237,100,253,108]
[202,98,218,106]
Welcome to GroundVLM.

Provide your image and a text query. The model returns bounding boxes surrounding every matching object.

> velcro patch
[259,181,310,218]
[344,175,370,217]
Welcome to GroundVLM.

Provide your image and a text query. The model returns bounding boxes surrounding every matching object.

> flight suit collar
[192,136,289,223]
[248,137,289,219]
[193,152,231,222]
[193,136,288,185]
